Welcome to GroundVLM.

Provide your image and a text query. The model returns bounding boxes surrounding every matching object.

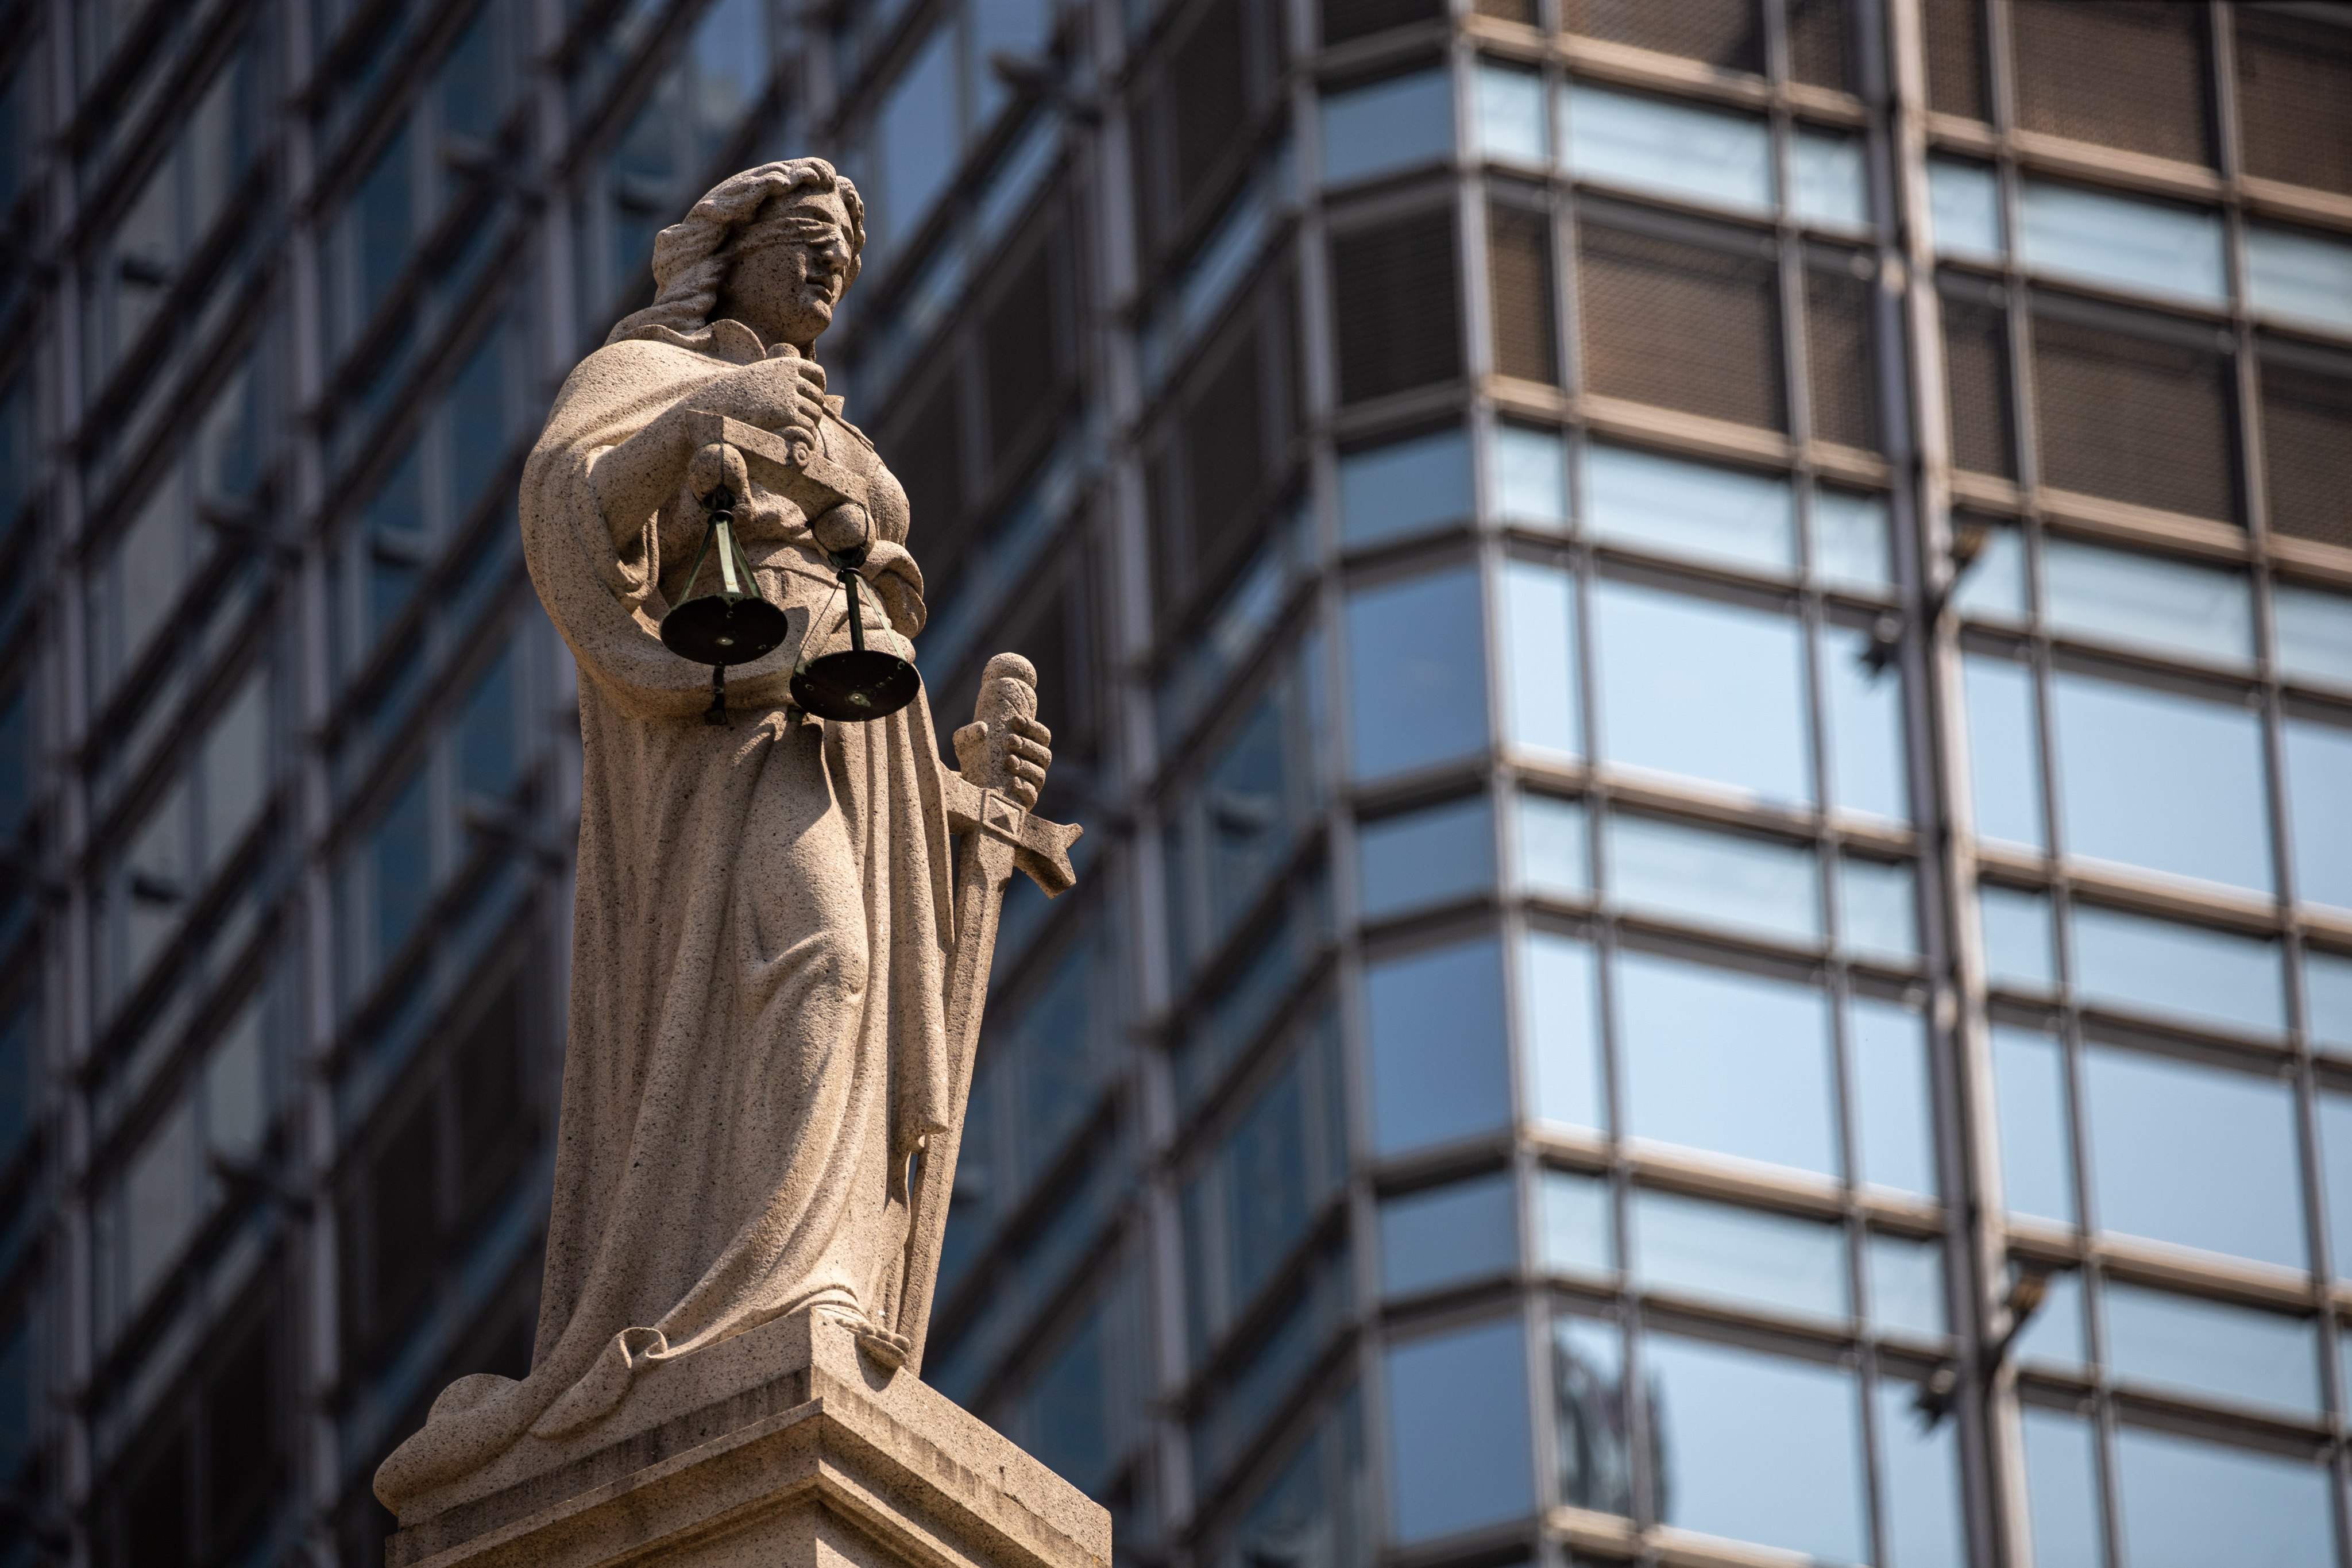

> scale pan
[791,648,920,722]
[661,593,791,666]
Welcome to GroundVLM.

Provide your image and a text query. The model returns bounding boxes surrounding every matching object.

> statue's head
[607,159,868,351]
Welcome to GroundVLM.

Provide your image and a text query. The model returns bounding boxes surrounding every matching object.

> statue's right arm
[587,354,829,551]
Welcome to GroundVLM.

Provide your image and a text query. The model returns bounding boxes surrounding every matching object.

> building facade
[3,1,2352,1565]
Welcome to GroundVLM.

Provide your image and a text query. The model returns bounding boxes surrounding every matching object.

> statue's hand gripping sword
[864,653,1080,1373]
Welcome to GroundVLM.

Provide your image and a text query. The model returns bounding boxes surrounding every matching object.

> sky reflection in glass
[1644,1337,1866,1564]
[2113,1427,2333,1568]
[2041,538,2251,664]
[2102,1281,2316,1415]
[1876,1381,1965,1568]
[1868,1233,1944,1339]
[2274,582,2352,690]
[1563,85,1772,212]
[1501,560,1579,756]
[1358,795,1493,920]
[1586,445,1792,573]
[2071,904,2284,1036]
[1927,157,2001,259]
[1963,655,2043,848]
[1607,813,1817,944]
[2246,223,2352,334]
[1823,626,1909,820]
[1380,1173,1517,1297]
[2020,180,2226,304]
[1522,932,1602,1131]
[1473,61,1549,165]
[2083,1042,2303,1268]
[1492,424,1569,527]
[1516,793,1589,901]
[1552,1312,1635,1517]
[2022,1407,2104,1568]
[1979,884,2055,991]
[1851,998,1934,1194]
[2285,716,2352,910]
[1791,129,1867,228]
[1812,489,1891,589]
[1993,1026,2073,1225]
[1320,69,1452,189]
[1631,1189,1845,1320]
[2052,671,2270,891]
[1840,857,1917,961]
[1540,1168,1612,1275]
[1594,581,1810,805]
[1616,952,1836,1175]
[1340,428,1471,546]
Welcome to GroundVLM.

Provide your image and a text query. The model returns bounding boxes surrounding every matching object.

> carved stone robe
[373,319,954,1509]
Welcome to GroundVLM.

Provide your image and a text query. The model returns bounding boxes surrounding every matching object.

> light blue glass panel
[2273,582,2352,690]
[1380,1173,1517,1297]
[2021,1407,2104,1568]
[1523,931,1602,1131]
[1868,1233,1945,1338]
[1347,567,1488,779]
[1992,1027,2073,1225]
[1852,998,1935,1195]
[2083,1042,2303,1268]
[1791,129,1867,228]
[2052,671,2270,892]
[1631,1189,1847,1320]
[2103,1282,2317,1415]
[1385,1320,1534,1540]
[1361,796,1494,920]
[1876,1381,1965,1568]
[1367,939,1510,1154]
[1563,84,1772,213]
[1823,625,1909,821]
[1540,1168,1612,1275]
[1617,952,1837,1176]
[2011,1267,2085,1368]
[1585,445,1794,573]
[1979,883,2056,991]
[2285,716,2352,910]
[1644,1337,1866,1563]
[2020,180,2227,304]
[1516,794,1589,901]
[1812,489,1890,590]
[1952,522,2027,620]
[1323,69,1453,188]
[1927,157,2002,260]
[2072,904,2285,1036]
[2315,1090,2352,1277]
[2247,223,2352,334]
[2044,538,2251,664]
[1474,61,1549,165]
[2114,1427,2334,1568]
[1492,423,1569,527]
[2311,951,2352,1051]
[1963,655,2043,848]
[1607,814,1818,944]
[1341,428,1473,545]
[1840,858,1917,961]
[1593,581,1811,805]
[1501,559,1578,755]
[878,28,957,242]
[1552,1312,1634,1516]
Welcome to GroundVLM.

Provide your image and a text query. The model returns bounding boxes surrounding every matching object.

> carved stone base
[384,1312,1109,1568]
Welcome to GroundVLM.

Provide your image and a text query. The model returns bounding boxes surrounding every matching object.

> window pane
[2113,1427,2334,1568]
[2052,671,2270,891]
[1341,428,1473,546]
[2285,716,2352,910]
[2072,904,2285,1036]
[2274,583,2352,690]
[1500,559,1578,755]
[2011,1267,2087,1369]
[1979,884,2056,991]
[2042,538,2252,664]
[1585,445,1793,574]
[878,28,957,241]
[1347,568,1488,779]
[1875,1380,1965,1568]
[1631,1189,1846,1320]
[2310,952,2352,1052]
[1380,1173,1517,1297]
[1644,1337,1866,1563]
[1491,423,1568,527]
[2102,1281,2317,1415]
[1323,71,1453,188]
[1563,84,1772,213]
[1385,1320,1534,1541]
[1992,1026,2074,1225]
[1515,793,1589,901]
[1474,62,1550,165]
[1368,939,1509,1154]
[1851,998,1936,1195]
[2082,1043,2303,1268]
[1594,581,1810,805]
[1617,952,1837,1176]
[2021,1407,2104,1568]
[1822,625,1909,821]
[1928,157,2002,259]
[1841,858,1917,962]
[1607,813,1818,944]
[1812,489,1890,590]
[1552,1312,1634,1516]
[2247,223,2352,334]
[1952,522,2027,620]
[1521,932,1602,1131]
[1962,655,2044,848]
[1791,129,1867,228]
[2020,180,2226,304]
[1868,1233,1945,1338]
[1360,796,1494,920]
[1539,1168,1612,1275]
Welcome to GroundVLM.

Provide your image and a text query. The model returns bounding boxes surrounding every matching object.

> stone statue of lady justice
[373,158,1076,1513]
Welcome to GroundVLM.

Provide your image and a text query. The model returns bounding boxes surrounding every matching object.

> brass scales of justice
[655,408,1083,1369]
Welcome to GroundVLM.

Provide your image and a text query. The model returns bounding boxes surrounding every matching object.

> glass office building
[4,1,2352,1565]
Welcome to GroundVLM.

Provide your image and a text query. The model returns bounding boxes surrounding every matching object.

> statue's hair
[606,158,866,346]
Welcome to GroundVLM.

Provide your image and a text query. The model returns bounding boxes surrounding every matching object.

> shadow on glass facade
[3,2,2351,1566]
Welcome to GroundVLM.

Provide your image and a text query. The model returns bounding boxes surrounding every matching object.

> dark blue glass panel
[1359,795,1493,920]
[1346,568,1488,780]
[1379,1173,1516,1297]
[1367,939,1509,1154]
[1552,1311,1633,1515]
[1386,1319,1533,1541]
[1339,428,1472,546]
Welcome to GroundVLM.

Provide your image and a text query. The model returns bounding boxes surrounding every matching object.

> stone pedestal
[384,1312,1109,1568]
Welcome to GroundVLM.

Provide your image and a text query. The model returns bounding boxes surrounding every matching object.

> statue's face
[716,190,855,350]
